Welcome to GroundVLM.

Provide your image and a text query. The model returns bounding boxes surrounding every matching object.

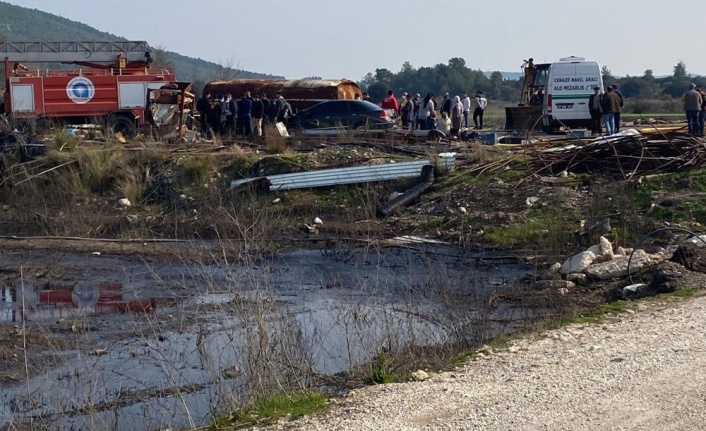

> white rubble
[560,251,596,275]
[585,249,668,281]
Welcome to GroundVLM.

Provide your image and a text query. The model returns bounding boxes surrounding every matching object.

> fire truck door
[11,84,34,112]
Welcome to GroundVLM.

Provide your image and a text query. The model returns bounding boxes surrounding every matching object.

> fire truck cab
[1,41,191,138]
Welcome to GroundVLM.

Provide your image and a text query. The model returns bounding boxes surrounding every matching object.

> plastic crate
[480,132,498,144]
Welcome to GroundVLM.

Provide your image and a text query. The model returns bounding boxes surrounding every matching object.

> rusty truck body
[202,78,361,112]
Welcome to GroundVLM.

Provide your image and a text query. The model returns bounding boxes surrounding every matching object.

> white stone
[585,250,667,280]
[313,217,323,225]
[117,198,131,207]
[566,273,588,285]
[459,207,468,215]
[587,244,601,255]
[526,196,540,207]
[684,235,706,247]
[272,198,281,204]
[549,262,562,274]
[616,246,627,256]
[411,370,430,381]
[560,251,596,275]
[599,236,614,259]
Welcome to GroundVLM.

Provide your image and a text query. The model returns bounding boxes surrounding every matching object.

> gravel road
[262,295,706,431]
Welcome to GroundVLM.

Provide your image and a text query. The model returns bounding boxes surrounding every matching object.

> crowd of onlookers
[588,84,624,136]
[589,83,706,137]
[195,92,292,138]
[365,90,489,137]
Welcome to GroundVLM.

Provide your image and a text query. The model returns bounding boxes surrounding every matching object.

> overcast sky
[8,0,705,80]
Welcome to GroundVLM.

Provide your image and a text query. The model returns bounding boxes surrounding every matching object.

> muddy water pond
[0,244,536,431]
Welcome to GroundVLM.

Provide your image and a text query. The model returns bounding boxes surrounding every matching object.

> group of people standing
[378,90,488,137]
[683,83,706,136]
[588,84,624,136]
[195,92,291,139]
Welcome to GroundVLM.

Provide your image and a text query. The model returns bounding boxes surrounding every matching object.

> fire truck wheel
[108,116,137,139]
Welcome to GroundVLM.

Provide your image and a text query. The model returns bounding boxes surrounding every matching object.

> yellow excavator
[505,58,550,131]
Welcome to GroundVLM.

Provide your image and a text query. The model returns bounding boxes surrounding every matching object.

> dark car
[287,100,395,132]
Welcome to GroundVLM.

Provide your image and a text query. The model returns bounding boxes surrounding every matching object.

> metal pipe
[376,165,435,218]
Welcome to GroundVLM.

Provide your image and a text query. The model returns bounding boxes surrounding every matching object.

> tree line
[360,58,705,109]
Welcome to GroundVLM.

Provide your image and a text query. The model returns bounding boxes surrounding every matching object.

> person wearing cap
[684,83,703,136]
[472,91,488,130]
[611,84,624,132]
[588,87,603,135]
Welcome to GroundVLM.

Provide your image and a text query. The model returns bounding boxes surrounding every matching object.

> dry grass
[263,123,288,154]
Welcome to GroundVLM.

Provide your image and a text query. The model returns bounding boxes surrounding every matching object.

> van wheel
[108,116,137,139]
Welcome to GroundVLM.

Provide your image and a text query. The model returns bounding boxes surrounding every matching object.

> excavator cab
[505,60,550,131]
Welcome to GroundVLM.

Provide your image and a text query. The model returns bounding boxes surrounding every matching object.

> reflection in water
[0,247,534,431]
[0,281,158,322]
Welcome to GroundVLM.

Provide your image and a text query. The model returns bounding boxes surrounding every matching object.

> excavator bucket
[505,105,543,131]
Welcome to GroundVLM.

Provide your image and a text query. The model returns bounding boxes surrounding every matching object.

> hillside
[0,1,282,84]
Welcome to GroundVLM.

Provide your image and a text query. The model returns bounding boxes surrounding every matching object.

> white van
[534,57,604,131]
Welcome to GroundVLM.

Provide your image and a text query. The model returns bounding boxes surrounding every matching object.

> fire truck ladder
[0,41,151,64]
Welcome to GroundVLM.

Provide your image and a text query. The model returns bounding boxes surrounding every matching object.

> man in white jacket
[472,91,488,130]
[461,92,471,128]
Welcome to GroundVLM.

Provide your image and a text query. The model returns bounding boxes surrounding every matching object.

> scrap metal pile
[525,127,706,179]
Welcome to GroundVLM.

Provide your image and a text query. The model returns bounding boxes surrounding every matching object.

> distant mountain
[0,1,283,84]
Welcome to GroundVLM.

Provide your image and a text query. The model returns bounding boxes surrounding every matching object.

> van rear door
[549,63,579,123]
[575,62,602,120]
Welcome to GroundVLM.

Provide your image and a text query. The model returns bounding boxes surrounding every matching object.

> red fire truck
[1,41,191,137]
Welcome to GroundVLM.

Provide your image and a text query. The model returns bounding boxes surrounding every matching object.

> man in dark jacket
[697,86,706,136]
[600,86,621,135]
[237,92,253,137]
[684,83,703,136]
[251,94,265,139]
[440,93,452,116]
[588,87,603,135]
[196,93,212,136]
[611,84,624,132]
[260,93,271,126]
